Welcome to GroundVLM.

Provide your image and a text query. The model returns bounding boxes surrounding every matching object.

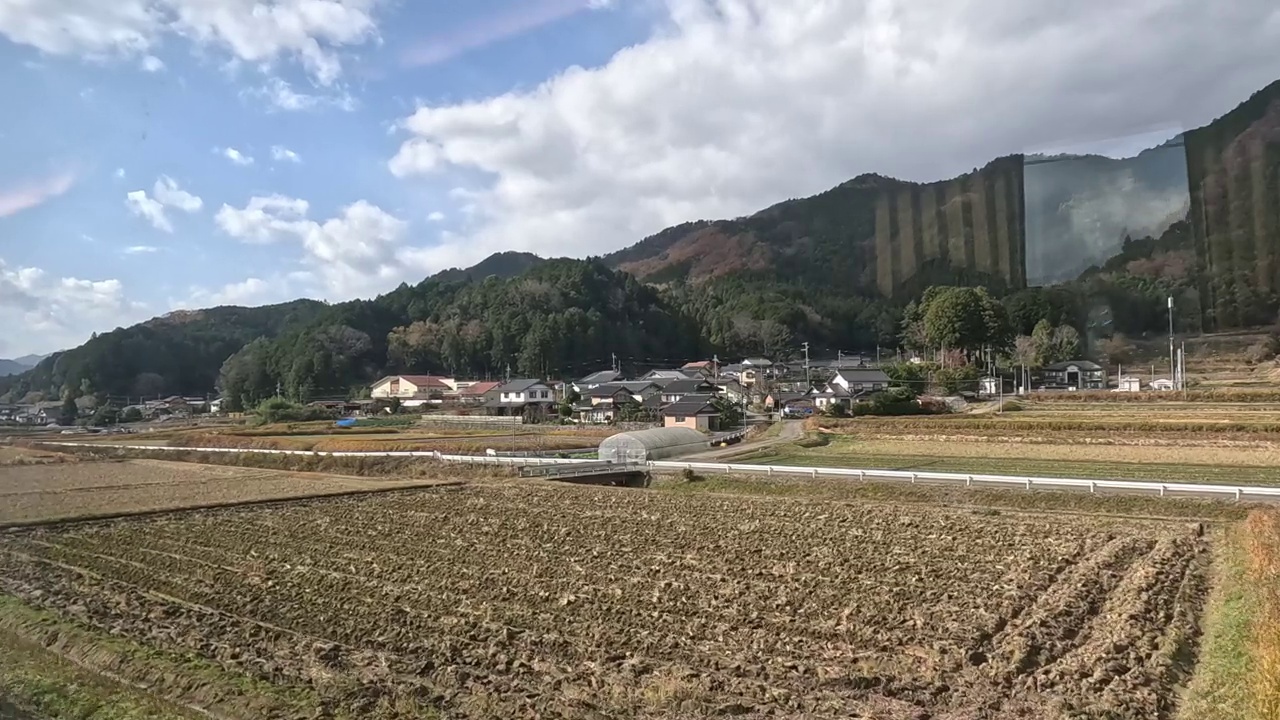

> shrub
[253,397,337,425]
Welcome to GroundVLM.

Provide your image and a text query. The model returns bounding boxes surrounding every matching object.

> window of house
[676,416,687,422]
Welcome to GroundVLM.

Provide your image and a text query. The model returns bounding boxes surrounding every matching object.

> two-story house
[370,375,458,407]
[573,370,622,394]
[1042,361,1105,390]
[486,379,557,418]
[829,368,890,394]
[661,395,720,432]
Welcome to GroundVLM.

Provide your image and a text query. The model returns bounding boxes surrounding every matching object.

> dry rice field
[0,480,1212,719]
[0,459,452,526]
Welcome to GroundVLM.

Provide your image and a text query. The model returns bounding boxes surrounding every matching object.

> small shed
[1117,376,1142,392]
[598,427,709,463]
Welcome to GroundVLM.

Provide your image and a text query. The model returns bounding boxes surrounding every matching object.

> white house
[1150,378,1175,392]
[830,368,890,393]
[369,375,458,407]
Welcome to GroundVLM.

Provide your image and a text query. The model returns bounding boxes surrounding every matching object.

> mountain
[604,157,1026,300]
[432,251,546,283]
[1023,141,1190,285]
[0,300,327,402]
[5,77,1280,401]
[0,359,33,377]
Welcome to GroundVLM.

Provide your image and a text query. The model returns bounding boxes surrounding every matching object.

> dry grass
[803,437,1280,468]
[1246,510,1280,720]
[0,446,77,466]
[1029,388,1280,403]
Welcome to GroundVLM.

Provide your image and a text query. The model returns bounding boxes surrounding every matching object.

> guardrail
[38,442,1280,501]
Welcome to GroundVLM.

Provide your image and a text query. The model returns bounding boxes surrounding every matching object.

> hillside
[0,300,327,402]
[0,359,33,377]
[604,157,1026,300]
[432,251,545,283]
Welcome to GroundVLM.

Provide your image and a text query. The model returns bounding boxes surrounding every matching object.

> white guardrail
[40,442,1280,501]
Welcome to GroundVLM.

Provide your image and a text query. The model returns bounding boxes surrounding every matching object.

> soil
[0,482,1211,719]
[0,459,452,525]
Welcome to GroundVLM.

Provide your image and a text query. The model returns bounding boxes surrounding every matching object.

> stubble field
[0,481,1211,719]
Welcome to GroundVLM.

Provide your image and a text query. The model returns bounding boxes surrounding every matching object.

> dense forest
[4,77,1278,404]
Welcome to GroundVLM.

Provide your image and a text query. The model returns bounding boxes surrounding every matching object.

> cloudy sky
[2,0,1279,357]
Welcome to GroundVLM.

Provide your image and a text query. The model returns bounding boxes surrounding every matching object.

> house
[661,395,720,431]
[813,384,854,411]
[765,391,810,411]
[660,378,716,404]
[1117,376,1143,393]
[485,379,557,417]
[574,370,621,392]
[1150,378,1175,392]
[710,379,750,404]
[681,361,715,379]
[1042,361,1105,390]
[459,381,502,404]
[370,375,458,407]
[829,368,890,394]
[719,363,744,379]
[32,400,63,424]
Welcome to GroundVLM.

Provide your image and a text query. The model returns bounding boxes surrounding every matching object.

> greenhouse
[597,427,709,463]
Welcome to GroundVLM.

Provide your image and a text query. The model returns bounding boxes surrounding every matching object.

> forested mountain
[5,77,1279,402]
[432,251,546,283]
[0,301,326,402]
[216,260,705,410]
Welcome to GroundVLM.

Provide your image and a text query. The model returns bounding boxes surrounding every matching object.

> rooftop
[661,395,718,416]
[496,378,545,393]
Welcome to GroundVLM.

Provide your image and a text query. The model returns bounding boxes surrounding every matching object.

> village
[0,350,1188,429]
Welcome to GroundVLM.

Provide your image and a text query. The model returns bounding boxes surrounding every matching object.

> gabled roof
[643,369,693,380]
[660,379,714,395]
[577,370,621,385]
[742,357,773,367]
[496,378,544,393]
[375,374,452,389]
[588,383,634,398]
[682,361,713,369]
[661,395,718,416]
[617,380,659,392]
[834,368,891,383]
[460,381,501,396]
[1044,360,1103,371]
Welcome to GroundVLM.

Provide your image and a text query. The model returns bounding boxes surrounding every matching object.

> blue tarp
[334,418,358,428]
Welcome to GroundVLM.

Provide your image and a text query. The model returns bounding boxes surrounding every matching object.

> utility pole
[802,342,810,389]
[1167,296,1175,389]
[611,352,618,374]
[713,354,719,381]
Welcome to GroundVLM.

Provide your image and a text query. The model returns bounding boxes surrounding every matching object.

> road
[685,420,803,461]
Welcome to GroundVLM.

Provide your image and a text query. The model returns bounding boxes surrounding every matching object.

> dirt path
[683,420,803,460]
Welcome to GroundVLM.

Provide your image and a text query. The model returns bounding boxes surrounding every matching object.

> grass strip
[1245,510,1280,719]
[1179,525,1255,720]
[745,447,1280,485]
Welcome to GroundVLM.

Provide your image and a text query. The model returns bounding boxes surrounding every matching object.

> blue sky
[3,0,1280,357]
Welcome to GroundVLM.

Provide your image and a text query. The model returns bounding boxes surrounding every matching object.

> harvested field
[0,482,1212,719]
[0,459,456,526]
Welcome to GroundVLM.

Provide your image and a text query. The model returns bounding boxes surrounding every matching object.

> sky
[2,0,1280,358]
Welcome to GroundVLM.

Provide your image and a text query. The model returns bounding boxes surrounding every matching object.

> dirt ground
[0,459,454,526]
[0,481,1211,719]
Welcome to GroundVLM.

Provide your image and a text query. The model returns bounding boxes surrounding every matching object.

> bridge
[518,461,649,487]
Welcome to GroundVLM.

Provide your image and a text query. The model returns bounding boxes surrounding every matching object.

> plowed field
[0,483,1210,719]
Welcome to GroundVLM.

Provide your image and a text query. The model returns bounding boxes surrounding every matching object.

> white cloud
[152,175,202,211]
[140,54,164,71]
[249,77,356,112]
[0,257,145,357]
[220,146,254,165]
[114,168,126,179]
[125,175,203,232]
[123,245,159,254]
[0,0,381,85]
[0,171,77,218]
[215,194,408,297]
[387,0,1280,273]
[427,211,445,222]
[125,190,171,232]
[270,145,301,163]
